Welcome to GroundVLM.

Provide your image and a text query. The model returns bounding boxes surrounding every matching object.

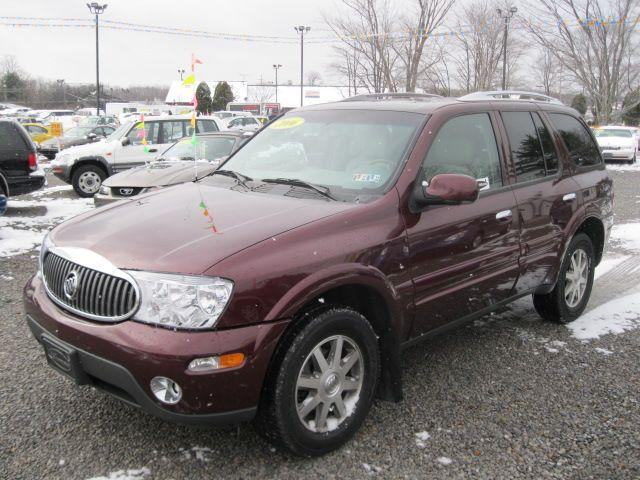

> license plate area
[40,334,90,385]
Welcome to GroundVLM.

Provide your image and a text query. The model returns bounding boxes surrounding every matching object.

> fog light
[188,353,245,372]
[150,376,182,404]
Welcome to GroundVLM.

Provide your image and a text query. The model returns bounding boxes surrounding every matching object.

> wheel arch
[0,170,9,197]
[70,156,111,179]
[575,215,605,265]
[262,269,405,404]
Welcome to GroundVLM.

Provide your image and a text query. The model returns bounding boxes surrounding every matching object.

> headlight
[127,271,233,330]
[39,232,53,273]
[98,185,110,195]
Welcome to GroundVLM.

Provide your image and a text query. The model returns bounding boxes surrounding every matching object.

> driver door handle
[496,209,513,222]
[148,148,158,153]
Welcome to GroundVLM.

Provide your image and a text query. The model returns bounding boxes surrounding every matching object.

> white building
[165,80,248,105]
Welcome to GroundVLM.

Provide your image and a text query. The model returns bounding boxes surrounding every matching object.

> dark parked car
[0,193,6,215]
[24,92,613,456]
[38,125,116,159]
[0,119,45,198]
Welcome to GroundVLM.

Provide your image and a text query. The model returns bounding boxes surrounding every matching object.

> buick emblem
[63,270,79,300]
[119,188,134,196]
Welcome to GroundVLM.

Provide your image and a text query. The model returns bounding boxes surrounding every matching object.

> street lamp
[177,69,185,80]
[496,6,517,91]
[273,64,282,103]
[56,79,66,107]
[87,2,107,116]
[294,26,311,107]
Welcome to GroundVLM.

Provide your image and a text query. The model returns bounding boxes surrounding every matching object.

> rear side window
[161,121,185,143]
[532,113,559,175]
[502,112,546,182]
[0,123,27,149]
[423,113,502,191]
[198,119,218,132]
[548,113,601,166]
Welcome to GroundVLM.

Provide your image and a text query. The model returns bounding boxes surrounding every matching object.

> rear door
[0,122,30,182]
[498,110,578,293]
[406,112,521,337]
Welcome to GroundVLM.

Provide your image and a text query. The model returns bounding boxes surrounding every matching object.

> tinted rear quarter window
[502,111,546,182]
[532,113,559,174]
[548,113,601,167]
[198,120,219,132]
[0,123,27,150]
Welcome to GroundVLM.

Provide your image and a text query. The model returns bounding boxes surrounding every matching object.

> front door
[406,112,521,338]
[113,121,160,173]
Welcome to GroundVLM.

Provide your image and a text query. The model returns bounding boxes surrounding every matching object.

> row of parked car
[16,90,617,456]
[592,125,640,163]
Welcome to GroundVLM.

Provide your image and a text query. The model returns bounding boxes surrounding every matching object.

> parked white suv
[50,115,221,196]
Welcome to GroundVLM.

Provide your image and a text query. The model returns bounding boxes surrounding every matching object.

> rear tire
[533,233,595,323]
[72,164,106,198]
[255,307,380,456]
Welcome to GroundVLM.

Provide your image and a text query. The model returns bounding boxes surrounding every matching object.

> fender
[0,170,9,197]
[72,155,113,176]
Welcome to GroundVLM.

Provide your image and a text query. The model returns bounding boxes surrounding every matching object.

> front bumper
[24,274,289,425]
[50,162,72,183]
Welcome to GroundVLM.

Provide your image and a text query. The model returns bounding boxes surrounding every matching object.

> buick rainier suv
[24,91,613,456]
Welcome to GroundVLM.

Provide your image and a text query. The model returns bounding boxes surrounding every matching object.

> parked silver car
[94,131,251,206]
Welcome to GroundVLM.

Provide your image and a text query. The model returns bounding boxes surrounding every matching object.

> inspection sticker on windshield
[353,173,382,183]
[269,117,305,129]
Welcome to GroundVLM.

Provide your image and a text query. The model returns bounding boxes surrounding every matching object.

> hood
[55,138,115,159]
[50,180,356,274]
[103,161,216,188]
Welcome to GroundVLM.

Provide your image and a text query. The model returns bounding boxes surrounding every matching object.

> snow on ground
[436,457,453,465]
[86,467,150,480]
[609,223,640,253]
[362,463,382,475]
[31,185,73,197]
[594,255,629,280]
[606,162,640,172]
[0,195,93,258]
[415,431,431,448]
[567,291,640,341]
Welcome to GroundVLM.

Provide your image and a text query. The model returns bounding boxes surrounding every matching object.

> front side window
[218,110,425,202]
[502,111,546,183]
[126,121,159,145]
[422,113,502,191]
[549,113,601,166]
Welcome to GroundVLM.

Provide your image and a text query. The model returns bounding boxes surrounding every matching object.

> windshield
[594,129,633,138]
[218,110,424,202]
[106,122,133,141]
[65,126,93,138]
[160,136,236,161]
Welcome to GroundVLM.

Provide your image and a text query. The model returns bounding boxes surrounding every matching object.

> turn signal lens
[188,353,245,372]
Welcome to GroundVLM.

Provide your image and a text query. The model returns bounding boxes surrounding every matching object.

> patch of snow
[544,340,567,353]
[415,430,431,448]
[58,459,65,466]
[191,446,213,462]
[1,274,14,281]
[606,162,640,172]
[31,185,73,197]
[609,223,640,253]
[594,255,628,280]
[568,292,640,340]
[437,456,453,465]
[86,467,150,480]
[0,228,45,257]
[594,347,613,355]
[362,463,382,475]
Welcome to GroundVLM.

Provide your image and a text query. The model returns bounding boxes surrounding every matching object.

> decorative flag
[191,53,203,71]
[182,73,196,86]
[190,131,197,145]
[191,112,196,128]
[192,95,198,109]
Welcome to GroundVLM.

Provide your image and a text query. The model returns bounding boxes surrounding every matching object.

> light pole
[56,79,66,107]
[273,64,282,103]
[294,26,310,107]
[87,3,107,116]
[497,6,517,91]
[177,69,185,80]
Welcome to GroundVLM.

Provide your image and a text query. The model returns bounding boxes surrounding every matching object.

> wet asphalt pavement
[1,168,639,479]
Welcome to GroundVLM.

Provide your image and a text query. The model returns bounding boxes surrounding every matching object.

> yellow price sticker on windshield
[269,117,305,130]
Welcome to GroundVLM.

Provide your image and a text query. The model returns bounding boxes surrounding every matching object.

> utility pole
[294,26,310,107]
[497,6,517,91]
[273,64,282,103]
[177,69,185,80]
[87,2,107,116]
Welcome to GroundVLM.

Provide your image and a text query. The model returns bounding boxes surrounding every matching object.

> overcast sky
[0,0,338,87]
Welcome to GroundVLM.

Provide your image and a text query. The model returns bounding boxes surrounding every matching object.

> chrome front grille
[42,251,138,321]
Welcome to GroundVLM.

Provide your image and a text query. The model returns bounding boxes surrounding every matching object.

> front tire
[256,307,380,456]
[72,164,106,197]
[533,233,595,323]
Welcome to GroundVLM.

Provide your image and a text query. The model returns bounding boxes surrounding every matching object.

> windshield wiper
[209,169,253,187]
[261,178,336,201]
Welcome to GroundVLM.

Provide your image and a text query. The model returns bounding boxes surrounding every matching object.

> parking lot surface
[1,167,639,479]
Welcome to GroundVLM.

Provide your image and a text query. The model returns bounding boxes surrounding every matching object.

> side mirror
[87,133,97,140]
[410,173,479,213]
[121,137,130,146]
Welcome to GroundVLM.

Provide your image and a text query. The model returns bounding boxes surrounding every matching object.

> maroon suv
[24,93,613,456]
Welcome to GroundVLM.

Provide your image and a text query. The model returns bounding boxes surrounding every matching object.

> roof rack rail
[341,92,443,102]
[459,90,563,105]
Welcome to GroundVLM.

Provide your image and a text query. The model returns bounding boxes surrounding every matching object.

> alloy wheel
[565,248,589,308]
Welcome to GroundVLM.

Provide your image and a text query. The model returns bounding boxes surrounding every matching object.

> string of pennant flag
[0,15,637,44]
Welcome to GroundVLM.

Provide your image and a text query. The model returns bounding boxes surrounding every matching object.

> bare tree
[329,45,362,96]
[524,0,640,123]
[532,48,564,95]
[306,70,322,86]
[249,85,275,103]
[393,0,455,92]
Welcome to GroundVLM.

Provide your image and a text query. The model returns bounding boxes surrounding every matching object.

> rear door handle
[496,209,513,222]
[563,193,577,202]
